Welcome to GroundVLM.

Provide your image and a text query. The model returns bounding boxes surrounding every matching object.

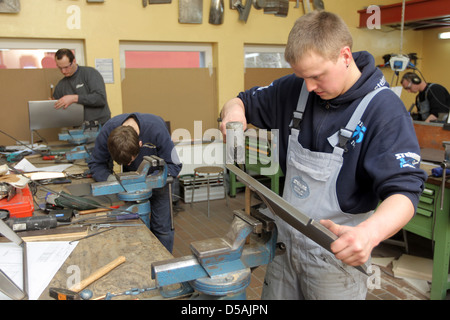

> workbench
[22,158,174,300]
[403,163,450,300]
[38,219,173,300]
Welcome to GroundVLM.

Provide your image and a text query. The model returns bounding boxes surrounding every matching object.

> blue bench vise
[58,121,102,161]
[90,155,168,228]
[151,207,278,300]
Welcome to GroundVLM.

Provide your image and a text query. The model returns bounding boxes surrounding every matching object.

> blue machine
[90,155,168,228]
[151,207,278,300]
[58,121,102,161]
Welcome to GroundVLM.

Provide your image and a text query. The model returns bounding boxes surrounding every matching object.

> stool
[191,166,228,217]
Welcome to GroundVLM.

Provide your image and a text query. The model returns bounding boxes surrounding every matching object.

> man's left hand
[320,219,373,266]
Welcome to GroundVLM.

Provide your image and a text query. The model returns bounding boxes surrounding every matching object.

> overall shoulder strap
[330,87,388,153]
[289,81,309,130]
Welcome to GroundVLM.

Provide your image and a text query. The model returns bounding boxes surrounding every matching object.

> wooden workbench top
[38,222,173,300]
[26,159,174,300]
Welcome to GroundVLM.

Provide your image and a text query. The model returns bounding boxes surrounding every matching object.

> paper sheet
[14,158,72,173]
[0,241,78,300]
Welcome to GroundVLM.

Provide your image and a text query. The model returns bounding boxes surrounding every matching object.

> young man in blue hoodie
[88,113,182,253]
[220,11,427,299]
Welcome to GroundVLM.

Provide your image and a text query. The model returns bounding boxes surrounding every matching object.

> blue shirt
[88,113,182,181]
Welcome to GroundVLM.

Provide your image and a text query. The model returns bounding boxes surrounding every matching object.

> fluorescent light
[438,32,450,39]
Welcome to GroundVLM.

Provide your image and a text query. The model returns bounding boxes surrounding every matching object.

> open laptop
[28,100,84,131]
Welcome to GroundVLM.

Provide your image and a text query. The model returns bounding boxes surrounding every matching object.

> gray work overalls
[261,84,386,300]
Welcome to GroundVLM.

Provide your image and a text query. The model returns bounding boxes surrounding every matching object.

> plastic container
[0,185,34,218]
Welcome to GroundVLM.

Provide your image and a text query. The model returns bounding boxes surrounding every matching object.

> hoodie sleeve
[359,89,427,210]
[87,123,115,182]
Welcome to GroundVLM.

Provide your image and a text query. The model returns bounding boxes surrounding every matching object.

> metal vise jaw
[151,207,277,299]
[91,155,168,227]
[59,121,102,161]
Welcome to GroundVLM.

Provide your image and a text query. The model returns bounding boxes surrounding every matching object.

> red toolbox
[0,185,34,218]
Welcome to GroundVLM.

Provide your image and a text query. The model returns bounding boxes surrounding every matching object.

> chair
[191,166,228,217]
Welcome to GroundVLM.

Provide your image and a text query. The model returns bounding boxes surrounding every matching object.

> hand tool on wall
[178,0,203,24]
[231,0,252,22]
[209,0,224,25]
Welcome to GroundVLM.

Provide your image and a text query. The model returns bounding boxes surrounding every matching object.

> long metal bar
[226,164,369,274]
[0,219,28,300]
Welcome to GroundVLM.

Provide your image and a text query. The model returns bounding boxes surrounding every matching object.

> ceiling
[358,0,450,31]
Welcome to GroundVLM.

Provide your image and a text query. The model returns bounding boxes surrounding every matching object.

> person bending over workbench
[220,11,427,300]
[53,48,111,125]
[88,113,182,253]
[401,72,450,122]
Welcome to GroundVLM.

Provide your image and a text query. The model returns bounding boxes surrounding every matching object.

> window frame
[0,39,85,67]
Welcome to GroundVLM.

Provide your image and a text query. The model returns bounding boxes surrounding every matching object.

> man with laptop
[53,48,111,125]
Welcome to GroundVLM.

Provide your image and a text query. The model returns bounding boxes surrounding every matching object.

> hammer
[49,256,126,300]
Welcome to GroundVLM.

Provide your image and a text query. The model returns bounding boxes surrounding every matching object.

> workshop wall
[422,27,450,93]
[0,0,446,146]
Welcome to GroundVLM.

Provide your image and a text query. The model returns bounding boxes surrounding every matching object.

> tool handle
[69,256,126,292]
[116,213,139,220]
[77,205,120,215]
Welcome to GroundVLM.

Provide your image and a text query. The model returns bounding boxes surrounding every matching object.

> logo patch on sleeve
[395,152,421,168]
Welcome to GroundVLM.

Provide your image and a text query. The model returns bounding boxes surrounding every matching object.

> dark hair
[55,49,75,63]
[107,126,140,165]
[401,72,422,85]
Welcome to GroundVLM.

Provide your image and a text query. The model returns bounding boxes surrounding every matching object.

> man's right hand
[54,94,78,109]
[219,98,247,141]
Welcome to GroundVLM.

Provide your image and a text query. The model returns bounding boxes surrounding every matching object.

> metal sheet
[28,100,84,130]
[179,0,203,24]
[0,219,28,300]
[226,164,368,274]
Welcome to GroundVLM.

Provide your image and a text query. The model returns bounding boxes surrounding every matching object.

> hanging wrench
[90,223,144,231]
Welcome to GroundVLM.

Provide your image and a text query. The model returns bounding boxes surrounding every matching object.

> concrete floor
[172,189,448,300]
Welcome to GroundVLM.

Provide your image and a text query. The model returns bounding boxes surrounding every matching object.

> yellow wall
[0,0,447,118]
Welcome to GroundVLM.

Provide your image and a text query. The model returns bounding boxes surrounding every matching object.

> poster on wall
[95,58,114,84]
[0,0,20,13]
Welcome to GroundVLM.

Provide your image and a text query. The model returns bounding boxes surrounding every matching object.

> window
[0,39,84,69]
[244,45,289,68]
[120,42,212,69]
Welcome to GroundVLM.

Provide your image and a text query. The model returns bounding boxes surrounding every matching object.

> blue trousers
[146,184,174,253]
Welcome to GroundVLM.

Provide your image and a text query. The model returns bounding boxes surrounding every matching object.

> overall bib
[261,84,386,300]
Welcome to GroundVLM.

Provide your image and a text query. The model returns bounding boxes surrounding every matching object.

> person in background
[220,11,427,300]
[88,112,182,253]
[53,48,111,125]
[401,72,450,122]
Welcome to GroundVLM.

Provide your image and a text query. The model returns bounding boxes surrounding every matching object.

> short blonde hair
[285,11,353,65]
